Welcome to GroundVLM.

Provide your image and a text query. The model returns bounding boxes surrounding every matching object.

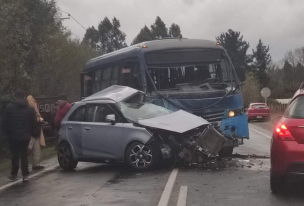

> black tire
[248,118,250,123]
[58,143,78,170]
[125,142,155,171]
[219,146,234,157]
[270,175,286,193]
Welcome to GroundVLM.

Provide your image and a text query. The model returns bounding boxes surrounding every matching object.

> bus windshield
[145,50,234,91]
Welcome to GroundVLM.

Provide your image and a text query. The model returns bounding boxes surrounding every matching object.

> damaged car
[57,86,227,171]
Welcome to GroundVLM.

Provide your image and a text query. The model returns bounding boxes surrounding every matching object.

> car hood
[138,110,209,133]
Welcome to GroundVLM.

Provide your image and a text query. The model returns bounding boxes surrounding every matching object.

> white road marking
[177,186,188,206]
[158,169,179,206]
[249,127,272,139]
[0,165,58,192]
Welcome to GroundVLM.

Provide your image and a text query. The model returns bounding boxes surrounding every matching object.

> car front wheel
[125,142,155,171]
[58,143,78,170]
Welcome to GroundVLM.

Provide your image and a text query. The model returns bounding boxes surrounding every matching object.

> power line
[57,7,86,31]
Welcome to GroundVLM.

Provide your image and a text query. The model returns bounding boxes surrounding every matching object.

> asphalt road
[1,121,304,206]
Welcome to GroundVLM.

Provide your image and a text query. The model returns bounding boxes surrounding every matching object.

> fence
[268,103,288,115]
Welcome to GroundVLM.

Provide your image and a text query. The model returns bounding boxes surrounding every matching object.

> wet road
[1,122,304,206]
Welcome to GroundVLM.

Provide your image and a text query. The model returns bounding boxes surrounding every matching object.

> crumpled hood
[138,110,209,133]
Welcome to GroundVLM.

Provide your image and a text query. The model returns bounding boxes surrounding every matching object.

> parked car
[57,86,224,171]
[246,103,270,122]
[270,94,304,193]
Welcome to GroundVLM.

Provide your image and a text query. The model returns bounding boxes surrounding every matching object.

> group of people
[1,92,71,182]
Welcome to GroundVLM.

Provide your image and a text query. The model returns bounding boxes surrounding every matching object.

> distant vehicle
[246,103,270,122]
[81,39,249,156]
[57,86,216,171]
[270,93,304,193]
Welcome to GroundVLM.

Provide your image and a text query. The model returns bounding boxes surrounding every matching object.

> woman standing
[27,95,46,170]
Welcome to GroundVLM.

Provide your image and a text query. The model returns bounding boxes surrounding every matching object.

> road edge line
[249,127,272,139]
[158,169,179,206]
[177,186,188,206]
[0,165,58,192]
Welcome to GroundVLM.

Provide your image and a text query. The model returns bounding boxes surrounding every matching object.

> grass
[0,146,57,174]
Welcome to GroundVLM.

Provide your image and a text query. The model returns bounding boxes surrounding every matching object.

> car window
[68,106,86,122]
[285,96,304,119]
[251,104,267,108]
[86,104,122,123]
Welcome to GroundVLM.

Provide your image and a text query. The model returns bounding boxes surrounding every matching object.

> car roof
[84,39,225,71]
[250,103,266,105]
[81,85,144,103]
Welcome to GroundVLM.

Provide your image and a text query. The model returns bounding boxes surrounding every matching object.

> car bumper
[271,139,304,177]
[247,113,270,119]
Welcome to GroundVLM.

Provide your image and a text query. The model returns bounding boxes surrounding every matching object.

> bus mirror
[236,66,245,82]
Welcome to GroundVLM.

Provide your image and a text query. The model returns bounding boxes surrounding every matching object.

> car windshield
[118,102,173,122]
[251,104,267,108]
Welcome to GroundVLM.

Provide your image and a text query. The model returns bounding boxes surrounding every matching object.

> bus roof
[84,39,225,71]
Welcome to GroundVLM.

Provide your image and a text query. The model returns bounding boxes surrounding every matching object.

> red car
[246,103,270,122]
[271,94,304,193]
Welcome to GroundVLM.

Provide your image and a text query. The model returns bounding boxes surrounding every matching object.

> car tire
[219,146,234,157]
[58,143,78,170]
[125,142,155,171]
[270,175,286,193]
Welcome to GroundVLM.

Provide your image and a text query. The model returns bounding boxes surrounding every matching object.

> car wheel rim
[129,144,153,168]
[58,145,70,167]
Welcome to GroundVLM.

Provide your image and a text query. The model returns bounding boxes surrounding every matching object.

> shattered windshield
[145,50,233,92]
[119,102,173,122]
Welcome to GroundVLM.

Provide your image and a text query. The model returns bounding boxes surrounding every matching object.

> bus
[81,39,249,154]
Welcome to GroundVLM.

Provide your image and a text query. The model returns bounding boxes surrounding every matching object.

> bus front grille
[201,110,225,122]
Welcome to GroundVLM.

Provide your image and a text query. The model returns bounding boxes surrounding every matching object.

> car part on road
[125,142,155,171]
[58,143,78,170]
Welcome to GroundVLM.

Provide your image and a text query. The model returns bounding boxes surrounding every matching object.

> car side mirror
[105,114,116,125]
[271,115,282,125]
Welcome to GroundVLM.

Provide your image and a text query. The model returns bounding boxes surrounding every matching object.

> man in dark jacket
[2,92,37,182]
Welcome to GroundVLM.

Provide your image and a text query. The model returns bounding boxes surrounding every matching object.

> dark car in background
[271,94,304,193]
[246,103,270,122]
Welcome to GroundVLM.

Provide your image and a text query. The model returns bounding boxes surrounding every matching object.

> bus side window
[118,62,142,90]
[101,67,111,90]
[93,70,102,93]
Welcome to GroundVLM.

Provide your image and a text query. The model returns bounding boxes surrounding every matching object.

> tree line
[0,0,302,107]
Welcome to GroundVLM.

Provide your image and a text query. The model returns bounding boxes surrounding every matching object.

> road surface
[1,121,304,206]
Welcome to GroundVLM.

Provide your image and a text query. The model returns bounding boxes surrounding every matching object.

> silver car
[57,86,215,171]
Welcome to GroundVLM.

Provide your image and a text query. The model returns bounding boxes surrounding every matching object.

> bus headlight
[228,111,235,118]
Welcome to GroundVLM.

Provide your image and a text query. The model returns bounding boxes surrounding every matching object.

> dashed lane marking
[158,169,179,206]
[177,186,188,206]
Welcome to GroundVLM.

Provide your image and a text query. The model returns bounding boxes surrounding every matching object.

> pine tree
[169,23,181,38]
[131,25,154,45]
[252,39,272,86]
[216,29,251,70]
[151,16,168,39]
[83,17,127,54]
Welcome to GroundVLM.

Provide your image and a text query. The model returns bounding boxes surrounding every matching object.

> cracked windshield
[1,0,304,205]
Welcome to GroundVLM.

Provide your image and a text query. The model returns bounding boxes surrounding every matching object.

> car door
[65,105,86,157]
[81,103,124,159]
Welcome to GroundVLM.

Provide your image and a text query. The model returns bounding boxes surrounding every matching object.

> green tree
[131,25,154,45]
[83,17,127,54]
[242,72,261,107]
[252,39,271,86]
[169,23,182,38]
[151,16,168,39]
[216,29,251,70]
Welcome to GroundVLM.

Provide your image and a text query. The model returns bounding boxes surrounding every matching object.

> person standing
[54,94,71,131]
[27,95,46,170]
[1,92,38,182]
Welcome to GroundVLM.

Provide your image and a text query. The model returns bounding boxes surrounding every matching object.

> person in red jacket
[54,94,71,130]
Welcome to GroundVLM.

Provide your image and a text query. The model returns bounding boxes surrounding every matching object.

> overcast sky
[56,0,304,62]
